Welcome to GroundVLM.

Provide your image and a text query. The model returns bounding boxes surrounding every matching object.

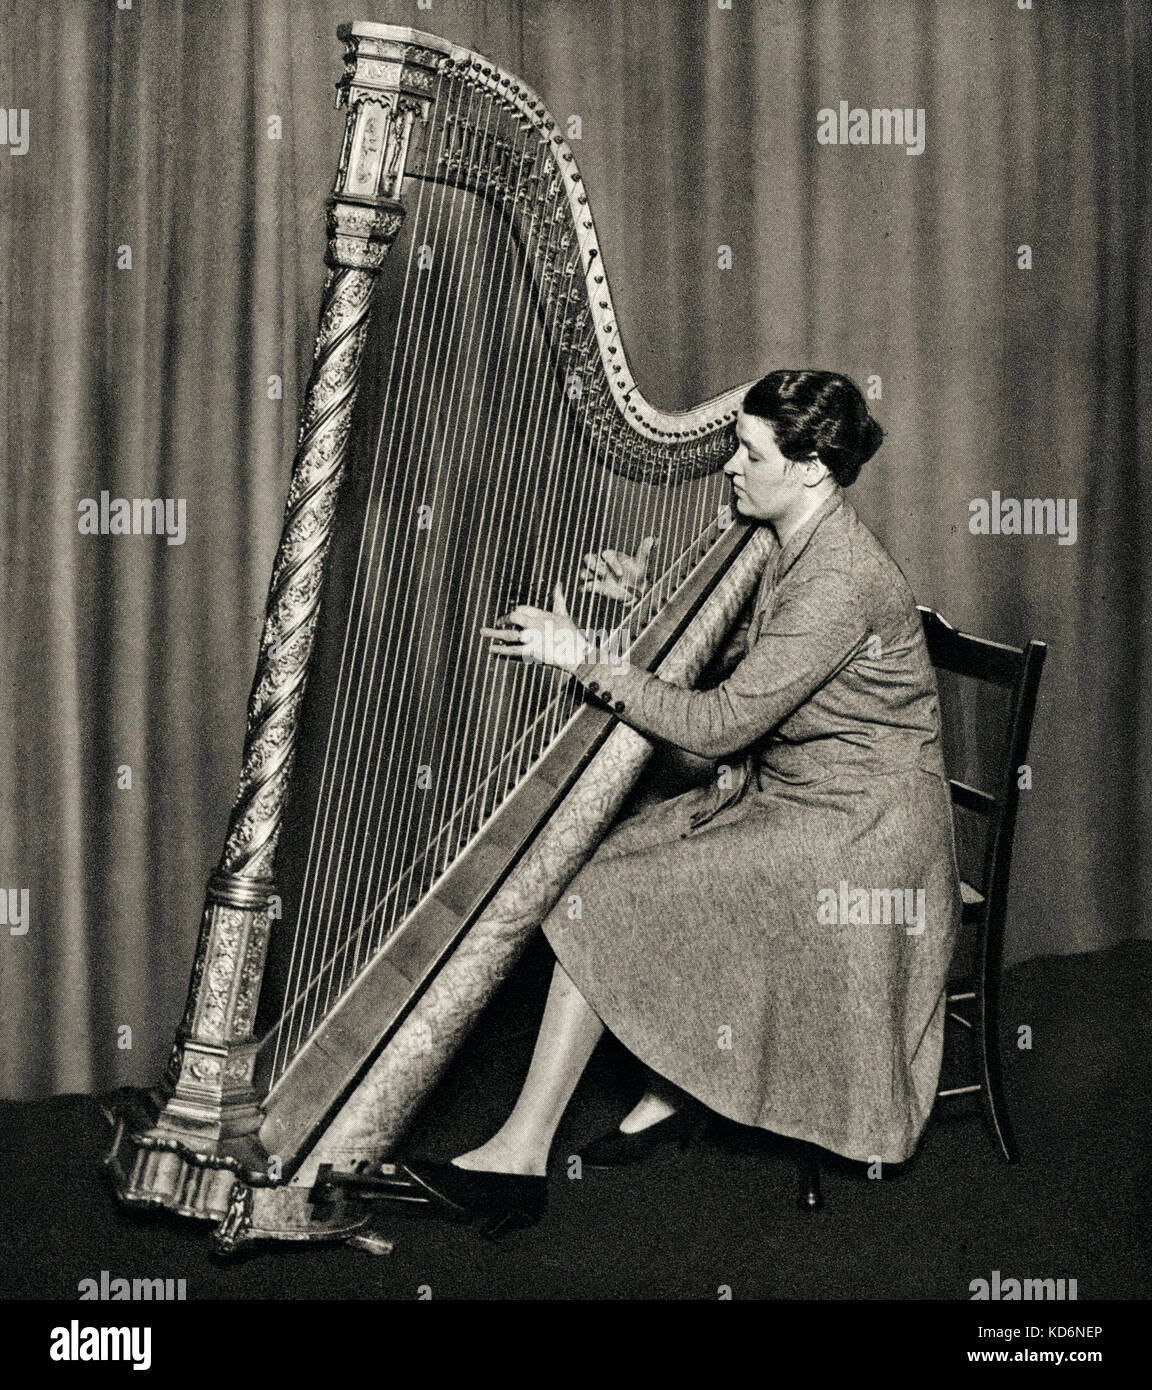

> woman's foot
[618,1090,678,1134]
[397,1160,547,1238]
[450,1135,547,1178]
[581,1100,707,1168]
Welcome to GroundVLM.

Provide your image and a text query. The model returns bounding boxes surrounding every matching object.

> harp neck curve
[336,21,748,451]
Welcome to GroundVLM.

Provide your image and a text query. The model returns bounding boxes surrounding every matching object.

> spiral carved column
[152,261,389,1150]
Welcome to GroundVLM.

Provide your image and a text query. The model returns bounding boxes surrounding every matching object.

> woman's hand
[579,536,658,602]
[481,584,591,674]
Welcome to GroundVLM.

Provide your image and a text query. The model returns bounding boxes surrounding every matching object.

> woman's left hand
[481,584,590,674]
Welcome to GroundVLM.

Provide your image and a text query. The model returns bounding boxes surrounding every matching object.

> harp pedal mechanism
[311,1163,426,1253]
[311,1161,432,1208]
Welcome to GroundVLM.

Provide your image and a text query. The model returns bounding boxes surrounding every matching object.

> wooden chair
[796,606,1047,1211]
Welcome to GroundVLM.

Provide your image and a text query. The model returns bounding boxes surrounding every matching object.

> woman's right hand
[579,536,658,602]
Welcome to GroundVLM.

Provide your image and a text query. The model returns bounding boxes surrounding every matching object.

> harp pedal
[311,1161,432,1208]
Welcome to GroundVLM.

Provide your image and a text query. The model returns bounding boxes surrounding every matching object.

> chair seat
[961,879,985,924]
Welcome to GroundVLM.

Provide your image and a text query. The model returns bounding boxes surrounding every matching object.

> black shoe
[388,1159,547,1239]
[580,1107,708,1168]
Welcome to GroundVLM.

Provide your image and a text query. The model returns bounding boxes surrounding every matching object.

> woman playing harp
[387,369,962,1230]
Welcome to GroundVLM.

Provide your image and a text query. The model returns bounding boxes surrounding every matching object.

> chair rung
[948,990,976,1003]
[937,1084,982,1098]
[947,1010,972,1029]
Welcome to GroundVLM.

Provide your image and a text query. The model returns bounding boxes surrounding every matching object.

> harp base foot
[210,1182,374,1257]
[104,1087,271,1222]
[104,1092,377,1250]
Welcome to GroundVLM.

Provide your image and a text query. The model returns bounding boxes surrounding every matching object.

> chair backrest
[917,606,1047,966]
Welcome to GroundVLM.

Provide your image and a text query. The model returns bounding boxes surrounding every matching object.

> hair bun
[853,415,885,466]
[813,406,883,485]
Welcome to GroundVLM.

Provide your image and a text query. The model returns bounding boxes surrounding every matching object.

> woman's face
[724,410,810,523]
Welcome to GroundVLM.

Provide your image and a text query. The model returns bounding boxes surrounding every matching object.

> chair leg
[978,978,1019,1164]
[795,1141,824,1212]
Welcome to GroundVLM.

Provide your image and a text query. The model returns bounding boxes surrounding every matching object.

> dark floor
[2,939,1149,1301]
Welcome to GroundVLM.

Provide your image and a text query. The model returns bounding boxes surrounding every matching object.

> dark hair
[741,369,883,487]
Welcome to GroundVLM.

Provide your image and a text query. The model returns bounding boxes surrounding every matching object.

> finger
[552,583,569,618]
[637,535,657,567]
[582,552,607,577]
[602,551,624,580]
[479,626,518,639]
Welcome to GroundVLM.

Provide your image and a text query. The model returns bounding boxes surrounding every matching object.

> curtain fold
[1,0,1147,1097]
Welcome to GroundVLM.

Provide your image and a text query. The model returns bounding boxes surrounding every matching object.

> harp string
[514,321,631,763]
[336,95,524,988]
[369,105,563,944]
[320,84,505,1003]
[284,489,726,1060]
[266,517,730,1038]
[306,400,723,1039]
[368,108,588,939]
[496,291,600,739]
[477,157,633,794]
[331,88,540,998]
[441,171,599,865]
[272,71,462,1076]
[272,78,735,1072]
[435,189,569,862]
[341,94,545,983]
[297,76,489,1046]
[279,95,605,1050]
[295,82,534,1043]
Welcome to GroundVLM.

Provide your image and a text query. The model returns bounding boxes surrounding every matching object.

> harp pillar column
[109,37,445,1199]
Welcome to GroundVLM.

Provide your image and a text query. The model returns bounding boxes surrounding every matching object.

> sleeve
[702,599,754,684]
[572,567,870,759]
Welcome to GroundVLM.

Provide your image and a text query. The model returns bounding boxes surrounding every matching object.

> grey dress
[543,488,962,1163]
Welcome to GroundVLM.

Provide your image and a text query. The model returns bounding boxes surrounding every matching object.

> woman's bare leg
[619,1071,680,1132]
[452,758,710,1174]
[453,960,605,1176]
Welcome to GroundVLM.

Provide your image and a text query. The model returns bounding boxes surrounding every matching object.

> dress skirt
[542,758,960,1164]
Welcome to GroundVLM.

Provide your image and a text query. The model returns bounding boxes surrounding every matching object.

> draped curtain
[1,0,1147,1097]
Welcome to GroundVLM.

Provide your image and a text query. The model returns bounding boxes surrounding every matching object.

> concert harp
[106,22,773,1250]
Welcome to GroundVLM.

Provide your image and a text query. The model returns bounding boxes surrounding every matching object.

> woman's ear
[801,453,830,487]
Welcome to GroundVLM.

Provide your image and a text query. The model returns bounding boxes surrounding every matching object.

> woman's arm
[572,567,870,759]
[701,600,754,685]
